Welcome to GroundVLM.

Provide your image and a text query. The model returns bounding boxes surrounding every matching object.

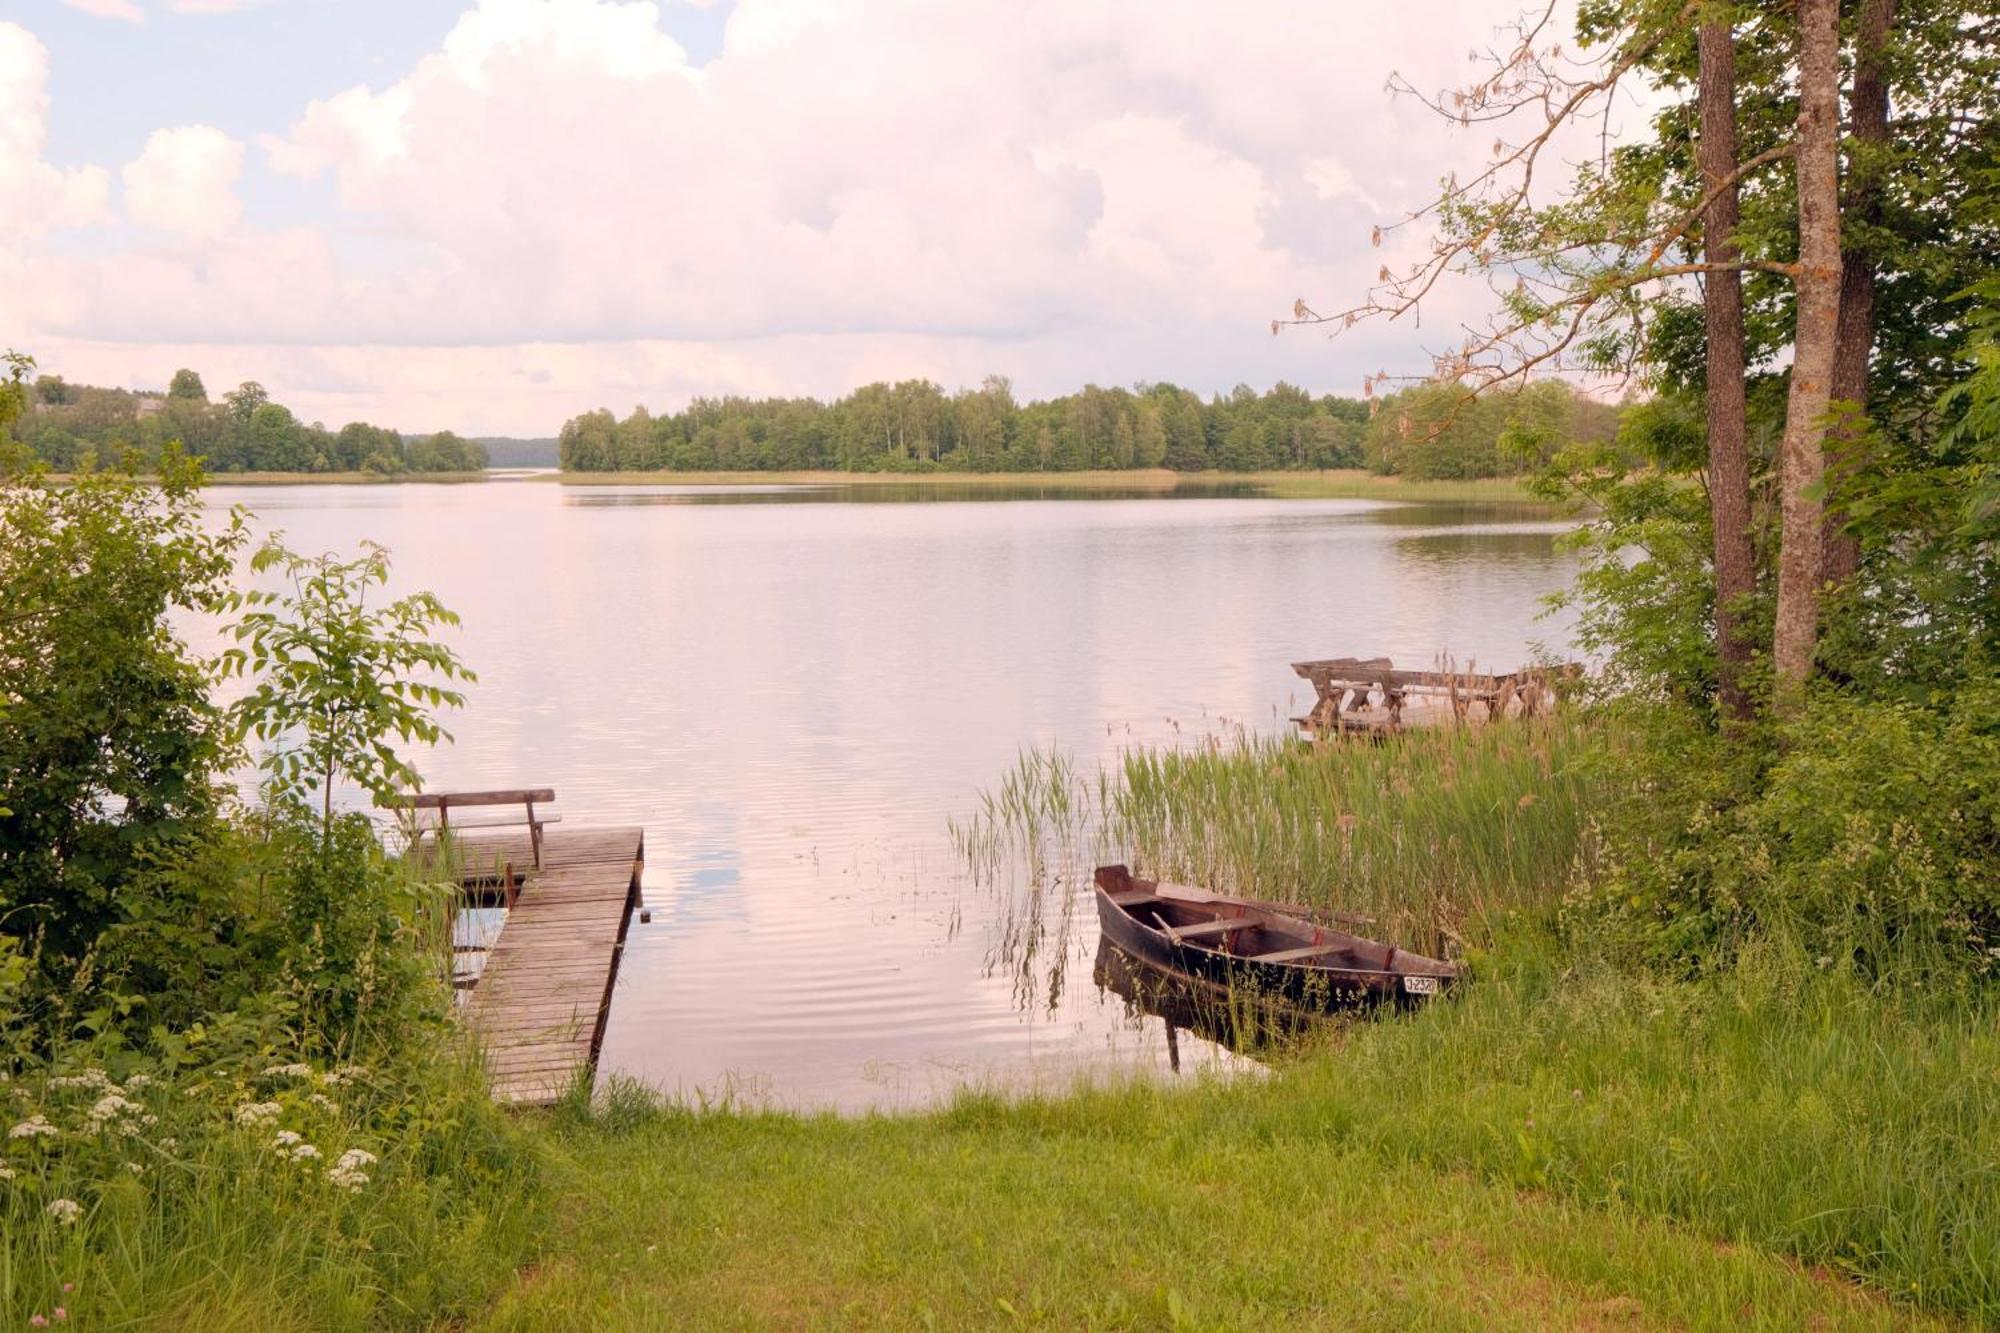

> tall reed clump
[1112,715,1605,955]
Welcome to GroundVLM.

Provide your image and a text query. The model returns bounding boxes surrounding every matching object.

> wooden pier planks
[449,824,645,1106]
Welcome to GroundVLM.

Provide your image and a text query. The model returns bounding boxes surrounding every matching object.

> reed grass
[955,716,1602,958]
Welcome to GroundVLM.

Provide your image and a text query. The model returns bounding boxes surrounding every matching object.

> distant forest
[559,378,1623,478]
[8,369,488,474]
[475,437,560,468]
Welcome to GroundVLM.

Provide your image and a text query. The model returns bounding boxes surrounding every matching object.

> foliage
[1530,274,2000,981]
[222,538,473,840]
[2,366,489,475]
[0,451,247,1000]
[1366,380,1622,479]
[1571,689,1999,982]
[557,377,1619,476]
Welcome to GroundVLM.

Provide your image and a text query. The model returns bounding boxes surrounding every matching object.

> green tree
[223,539,474,846]
[224,381,270,423]
[168,368,208,402]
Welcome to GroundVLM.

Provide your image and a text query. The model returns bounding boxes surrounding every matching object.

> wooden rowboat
[1093,865,1458,1014]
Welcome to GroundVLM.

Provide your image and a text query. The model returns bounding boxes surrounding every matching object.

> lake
[204,479,1578,1110]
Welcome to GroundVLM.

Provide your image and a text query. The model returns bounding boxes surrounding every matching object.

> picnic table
[1289,657,1577,739]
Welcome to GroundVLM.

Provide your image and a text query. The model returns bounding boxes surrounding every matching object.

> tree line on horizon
[8,366,488,475]
[558,376,1623,477]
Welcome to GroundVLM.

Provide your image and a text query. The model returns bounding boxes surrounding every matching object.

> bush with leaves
[0,447,248,1015]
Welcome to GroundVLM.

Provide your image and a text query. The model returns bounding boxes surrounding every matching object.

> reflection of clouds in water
[191,482,1576,1111]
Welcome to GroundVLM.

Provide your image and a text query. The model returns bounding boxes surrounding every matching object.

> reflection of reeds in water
[955,715,1599,1000]
[949,749,1111,1013]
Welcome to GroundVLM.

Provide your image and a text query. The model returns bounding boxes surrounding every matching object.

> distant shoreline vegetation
[8,366,488,476]
[559,377,1623,479]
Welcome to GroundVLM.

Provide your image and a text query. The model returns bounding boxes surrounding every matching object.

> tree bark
[1773,0,1844,694]
[1823,0,1897,586]
[1698,14,1758,723]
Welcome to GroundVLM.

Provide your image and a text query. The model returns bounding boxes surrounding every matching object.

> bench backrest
[393,788,555,809]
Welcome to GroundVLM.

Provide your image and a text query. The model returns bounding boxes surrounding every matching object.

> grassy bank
[546,467,1542,502]
[491,1031,1961,1330]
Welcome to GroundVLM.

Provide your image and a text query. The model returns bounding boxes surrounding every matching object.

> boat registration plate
[1402,975,1441,995]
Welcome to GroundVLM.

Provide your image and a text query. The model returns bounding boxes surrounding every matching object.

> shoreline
[26,466,1543,502]
[543,468,1543,503]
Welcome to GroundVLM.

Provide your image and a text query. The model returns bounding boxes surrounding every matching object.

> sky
[2,0,1587,435]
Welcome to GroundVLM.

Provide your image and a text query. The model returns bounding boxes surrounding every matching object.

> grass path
[479,1091,1944,1331]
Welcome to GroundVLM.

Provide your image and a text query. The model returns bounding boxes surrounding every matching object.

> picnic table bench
[1290,657,1578,739]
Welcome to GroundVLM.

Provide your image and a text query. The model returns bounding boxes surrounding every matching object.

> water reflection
[197,481,1576,1110]
[1093,939,1311,1067]
[565,480,1268,506]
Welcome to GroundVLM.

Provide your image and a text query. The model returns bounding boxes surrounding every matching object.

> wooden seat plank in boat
[1251,943,1353,965]
[1164,917,1247,942]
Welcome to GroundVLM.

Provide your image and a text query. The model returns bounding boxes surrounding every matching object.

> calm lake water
[203,479,1578,1110]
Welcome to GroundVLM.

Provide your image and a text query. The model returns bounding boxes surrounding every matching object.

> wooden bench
[392,788,561,871]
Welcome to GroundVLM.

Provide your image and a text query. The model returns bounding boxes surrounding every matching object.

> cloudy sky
[4,0,1564,435]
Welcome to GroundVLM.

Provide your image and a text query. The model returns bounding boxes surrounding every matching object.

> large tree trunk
[1823,0,1897,586]
[1773,0,1844,694]
[1698,16,1758,723]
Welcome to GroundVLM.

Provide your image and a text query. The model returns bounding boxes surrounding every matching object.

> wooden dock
[405,794,645,1107]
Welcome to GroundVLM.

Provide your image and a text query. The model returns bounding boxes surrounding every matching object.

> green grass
[489,1071,1949,1330]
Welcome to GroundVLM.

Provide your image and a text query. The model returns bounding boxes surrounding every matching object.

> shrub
[1573,686,2000,983]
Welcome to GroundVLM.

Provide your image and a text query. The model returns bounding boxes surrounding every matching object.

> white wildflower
[290,1143,322,1162]
[307,1093,339,1113]
[87,1094,141,1129]
[0,1164,15,1180]
[261,1063,312,1080]
[47,1198,83,1224]
[124,1073,153,1090]
[48,1070,115,1092]
[158,1137,179,1152]
[272,1130,304,1149]
[321,1065,369,1088]
[326,1147,377,1192]
[125,1161,146,1175]
[233,1101,283,1127]
[9,1115,59,1140]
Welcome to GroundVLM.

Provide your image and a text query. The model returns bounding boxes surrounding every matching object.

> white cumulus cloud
[17,0,1595,427]
[123,125,245,239]
[0,24,112,239]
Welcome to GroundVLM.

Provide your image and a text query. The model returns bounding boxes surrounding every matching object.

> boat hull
[1092,865,1456,1017]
